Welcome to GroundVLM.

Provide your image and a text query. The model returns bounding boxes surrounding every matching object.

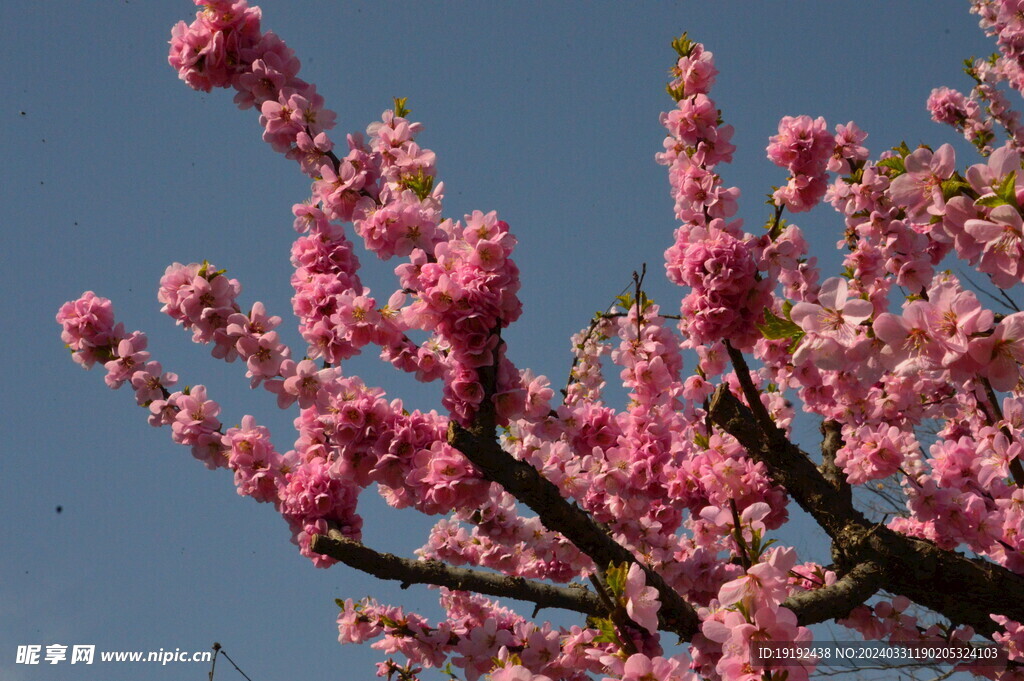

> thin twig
[588,573,639,656]
[959,268,1020,312]
[218,646,254,681]
[633,263,647,340]
[560,273,635,401]
[208,642,220,681]
[981,377,1024,486]
[728,498,752,569]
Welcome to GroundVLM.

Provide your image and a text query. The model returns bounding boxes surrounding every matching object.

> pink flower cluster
[666,221,771,350]
[658,41,737,224]
[169,0,336,159]
[57,292,178,404]
[659,40,775,352]
[396,210,523,425]
[766,115,835,212]
[841,597,998,676]
[991,615,1024,663]
[59,293,366,564]
[889,143,956,222]
[928,86,996,153]
[833,423,919,485]
[171,0,527,426]
[335,590,603,681]
[974,0,1024,94]
[56,291,124,368]
[420,492,587,584]
[279,373,497,521]
[158,262,292,386]
[698,547,815,681]
[279,459,362,566]
[893,425,1024,570]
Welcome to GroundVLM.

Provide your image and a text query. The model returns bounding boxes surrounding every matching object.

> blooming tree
[56,1,1024,680]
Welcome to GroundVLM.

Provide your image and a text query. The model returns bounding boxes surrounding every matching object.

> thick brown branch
[310,531,605,617]
[440,339,701,638]
[709,381,860,538]
[449,420,700,638]
[783,561,885,626]
[709,382,1024,638]
[819,419,852,508]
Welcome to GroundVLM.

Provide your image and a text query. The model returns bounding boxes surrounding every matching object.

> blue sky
[0,2,1001,680]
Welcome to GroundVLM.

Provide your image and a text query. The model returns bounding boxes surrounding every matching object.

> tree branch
[782,561,885,626]
[819,419,853,507]
[448,348,700,639]
[448,420,700,638]
[310,530,605,618]
[709,381,1024,638]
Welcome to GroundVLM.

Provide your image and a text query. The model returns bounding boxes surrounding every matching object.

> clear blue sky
[0,2,1000,680]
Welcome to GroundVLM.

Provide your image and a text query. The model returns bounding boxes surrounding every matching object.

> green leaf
[605,562,628,597]
[844,166,864,184]
[393,96,410,118]
[972,129,995,150]
[400,168,435,200]
[693,432,710,449]
[976,194,1008,208]
[665,83,686,102]
[491,653,521,668]
[197,259,226,280]
[670,32,695,58]
[997,170,1019,209]
[940,178,971,201]
[590,617,619,644]
[758,308,803,340]
[764,216,788,233]
[876,156,905,176]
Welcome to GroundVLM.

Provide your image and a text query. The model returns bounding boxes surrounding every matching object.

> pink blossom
[130,361,178,405]
[170,385,221,446]
[889,143,955,221]
[265,359,336,409]
[793,277,873,337]
[103,333,151,389]
[669,43,718,97]
[965,204,1024,288]
[56,291,124,367]
[624,563,661,633]
[618,654,687,681]
[873,301,944,372]
[969,312,1024,391]
[927,86,973,126]
[767,115,835,175]
[828,121,869,174]
[766,115,834,212]
[489,665,553,681]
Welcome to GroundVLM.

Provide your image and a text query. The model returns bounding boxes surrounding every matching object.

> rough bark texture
[311,531,605,617]
[709,374,1024,639]
[782,561,885,625]
[448,419,701,638]
[443,356,703,637]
